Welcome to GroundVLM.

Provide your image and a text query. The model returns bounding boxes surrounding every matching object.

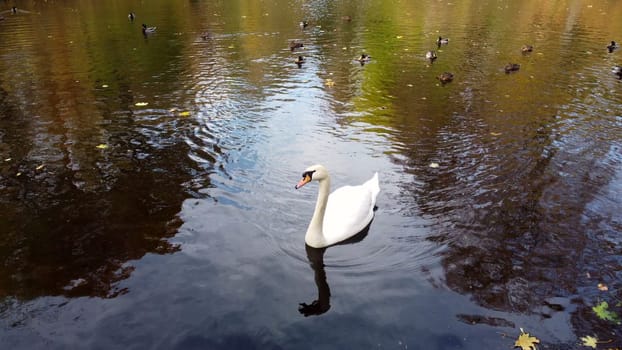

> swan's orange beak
[295,174,311,189]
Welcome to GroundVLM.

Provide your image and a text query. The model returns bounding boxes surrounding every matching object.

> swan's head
[295,164,328,189]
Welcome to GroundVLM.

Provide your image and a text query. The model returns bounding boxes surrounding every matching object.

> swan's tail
[364,172,380,204]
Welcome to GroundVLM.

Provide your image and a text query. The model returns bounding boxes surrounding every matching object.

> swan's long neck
[305,177,330,248]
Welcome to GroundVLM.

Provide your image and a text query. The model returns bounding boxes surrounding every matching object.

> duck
[504,63,520,73]
[613,65,622,79]
[437,36,449,46]
[437,72,454,83]
[295,55,305,66]
[128,12,135,21]
[607,41,618,53]
[289,40,304,51]
[522,44,533,53]
[425,50,437,62]
[295,164,380,248]
[300,21,308,29]
[142,23,156,34]
[355,53,371,64]
[1,6,32,15]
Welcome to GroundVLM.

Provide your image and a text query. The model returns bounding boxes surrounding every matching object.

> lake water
[1,0,621,349]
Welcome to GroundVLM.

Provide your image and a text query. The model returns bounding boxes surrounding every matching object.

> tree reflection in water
[0,84,190,299]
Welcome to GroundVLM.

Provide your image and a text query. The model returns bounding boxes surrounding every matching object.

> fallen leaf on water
[4,158,11,162]
[35,164,45,170]
[102,84,109,88]
[491,132,502,136]
[396,35,403,39]
[593,301,621,323]
[179,111,191,117]
[325,79,335,87]
[135,102,148,106]
[429,162,439,168]
[96,144,108,150]
[581,335,598,349]
[598,283,608,291]
[16,172,22,177]
[514,329,540,350]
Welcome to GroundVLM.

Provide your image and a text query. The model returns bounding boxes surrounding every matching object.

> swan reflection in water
[298,224,371,317]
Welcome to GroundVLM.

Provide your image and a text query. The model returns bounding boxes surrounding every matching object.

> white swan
[295,164,380,248]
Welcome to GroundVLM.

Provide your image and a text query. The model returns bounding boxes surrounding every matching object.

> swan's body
[295,165,379,248]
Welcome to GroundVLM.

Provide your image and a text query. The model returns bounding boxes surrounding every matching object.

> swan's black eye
[301,170,315,179]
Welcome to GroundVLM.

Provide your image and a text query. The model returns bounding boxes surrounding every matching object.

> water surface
[1,0,621,349]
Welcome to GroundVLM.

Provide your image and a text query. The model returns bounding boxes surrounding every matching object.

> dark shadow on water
[298,222,372,317]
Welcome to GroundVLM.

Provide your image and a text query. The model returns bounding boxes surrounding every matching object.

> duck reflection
[298,224,370,317]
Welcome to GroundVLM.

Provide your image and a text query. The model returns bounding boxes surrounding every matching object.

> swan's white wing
[322,184,375,244]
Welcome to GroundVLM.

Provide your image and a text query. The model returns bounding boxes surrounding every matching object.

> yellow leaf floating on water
[514,329,540,350]
[179,111,191,117]
[102,84,109,88]
[96,144,108,150]
[35,164,45,170]
[429,162,439,168]
[135,102,148,106]
[580,335,598,349]
[597,283,608,291]
[396,35,403,39]
[491,132,502,136]
[16,172,22,177]
[325,79,335,87]
[4,158,11,162]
